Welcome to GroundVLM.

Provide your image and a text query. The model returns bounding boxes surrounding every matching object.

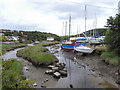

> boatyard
[0,0,120,89]
[1,43,119,88]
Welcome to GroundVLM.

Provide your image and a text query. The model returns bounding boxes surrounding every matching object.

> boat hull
[61,45,74,50]
[74,46,94,53]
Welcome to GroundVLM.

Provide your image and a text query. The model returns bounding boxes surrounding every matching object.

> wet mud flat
[1,44,119,88]
[46,44,119,88]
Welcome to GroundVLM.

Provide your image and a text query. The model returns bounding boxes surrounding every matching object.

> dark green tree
[104,14,120,55]
[18,37,23,43]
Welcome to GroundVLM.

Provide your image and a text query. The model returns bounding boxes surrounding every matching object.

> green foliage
[0,35,7,41]
[17,42,58,65]
[41,41,59,46]
[104,14,120,54]
[101,51,119,65]
[0,43,27,55]
[101,14,120,65]
[1,30,61,42]
[85,28,107,37]
[18,37,23,43]
[2,59,35,89]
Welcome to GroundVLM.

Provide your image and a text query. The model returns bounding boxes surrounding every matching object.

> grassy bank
[41,41,59,46]
[0,43,27,55]
[2,58,34,89]
[101,51,119,65]
[85,44,119,65]
[17,42,59,66]
[85,44,106,52]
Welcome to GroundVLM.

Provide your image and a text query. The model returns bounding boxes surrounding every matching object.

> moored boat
[61,41,75,50]
[74,45,94,54]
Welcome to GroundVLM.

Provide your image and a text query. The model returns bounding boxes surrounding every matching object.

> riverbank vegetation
[1,29,61,42]
[0,43,27,55]
[101,14,120,65]
[85,44,106,52]
[2,58,34,89]
[17,42,59,66]
[41,41,60,46]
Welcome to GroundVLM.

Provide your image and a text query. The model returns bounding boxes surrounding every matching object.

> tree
[18,37,23,43]
[104,14,120,55]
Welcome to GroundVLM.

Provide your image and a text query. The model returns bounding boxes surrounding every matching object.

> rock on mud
[52,67,59,71]
[53,72,61,79]
[45,70,55,75]
[33,83,37,87]
[59,70,67,76]
[48,65,55,69]
[55,62,65,70]
[41,84,46,88]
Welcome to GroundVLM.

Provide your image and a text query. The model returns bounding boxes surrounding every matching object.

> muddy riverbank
[1,44,119,88]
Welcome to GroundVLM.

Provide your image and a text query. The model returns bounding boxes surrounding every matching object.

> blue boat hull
[61,45,74,50]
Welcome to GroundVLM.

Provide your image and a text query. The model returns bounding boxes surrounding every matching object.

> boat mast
[62,22,64,41]
[85,5,87,36]
[69,15,71,40]
[95,14,97,37]
[65,21,67,40]
[62,22,64,36]
[93,21,95,37]
[77,24,78,37]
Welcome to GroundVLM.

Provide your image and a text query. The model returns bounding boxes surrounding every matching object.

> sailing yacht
[74,5,94,54]
[61,16,75,50]
[61,40,75,50]
[74,37,94,54]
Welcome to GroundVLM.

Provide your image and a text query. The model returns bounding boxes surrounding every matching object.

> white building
[47,37,54,41]
[6,36,19,41]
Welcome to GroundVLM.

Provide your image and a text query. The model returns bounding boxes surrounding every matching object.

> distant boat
[88,36,105,45]
[89,37,100,45]
[74,45,94,54]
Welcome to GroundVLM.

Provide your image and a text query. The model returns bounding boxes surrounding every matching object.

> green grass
[101,51,119,65]
[2,58,34,88]
[17,42,58,65]
[0,43,27,55]
[85,44,106,51]
[41,41,59,46]
[11,60,23,73]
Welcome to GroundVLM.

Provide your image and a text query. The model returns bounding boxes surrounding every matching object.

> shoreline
[1,43,119,88]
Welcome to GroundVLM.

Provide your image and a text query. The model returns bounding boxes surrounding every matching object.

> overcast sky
[0,0,119,36]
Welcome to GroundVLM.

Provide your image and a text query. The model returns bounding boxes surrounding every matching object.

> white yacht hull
[74,45,94,53]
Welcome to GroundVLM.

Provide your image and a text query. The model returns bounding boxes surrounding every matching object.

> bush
[101,51,119,65]
[2,59,35,89]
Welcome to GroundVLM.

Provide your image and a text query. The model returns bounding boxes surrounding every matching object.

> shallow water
[46,44,104,88]
[1,44,118,88]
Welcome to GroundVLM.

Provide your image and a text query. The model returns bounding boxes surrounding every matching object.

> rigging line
[56,0,118,10]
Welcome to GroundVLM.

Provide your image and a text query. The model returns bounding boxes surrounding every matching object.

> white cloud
[0,0,118,36]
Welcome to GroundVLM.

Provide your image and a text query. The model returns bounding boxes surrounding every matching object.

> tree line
[1,30,61,43]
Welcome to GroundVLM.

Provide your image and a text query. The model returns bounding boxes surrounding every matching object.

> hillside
[0,29,61,42]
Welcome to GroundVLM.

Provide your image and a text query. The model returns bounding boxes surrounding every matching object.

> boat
[61,40,75,50]
[89,37,100,45]
[74,45,94,53]
[61,16,75,50]
[74,5,94,54]
[89,36,105,45]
